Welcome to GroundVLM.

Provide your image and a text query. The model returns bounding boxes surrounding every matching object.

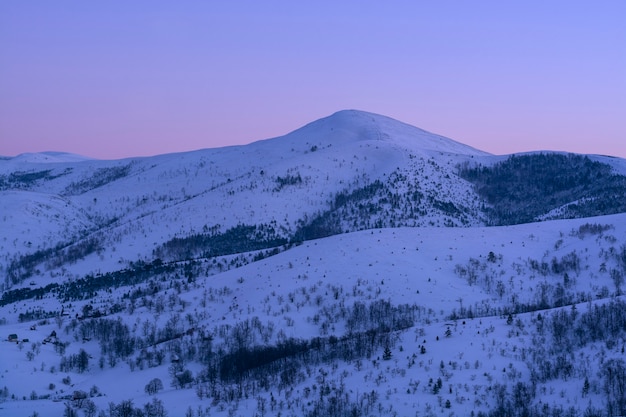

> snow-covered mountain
[0,110,491,282]
[1,110,626,416]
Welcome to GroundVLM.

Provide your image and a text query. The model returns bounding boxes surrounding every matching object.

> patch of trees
[18,308,58,322]
[0,283,59,307]
[293,181,391,241]
[273,173,302,191]
[63,163,133,195]
[71,318,137,363]
[529,299,626,370]
[169,363,194,389]
[48,237,104,270]
[60,349,89,373]
[473,381,597,417]
[292,210,343,241]
[565,300,626,346]
[217,338,310,383]
[5,245,61,287]
[2,260,174,307]
[459,153,626,225]
[0,168,72,190]
[525,251,581,278]
[154,223,289,262]
[332,180,385,210]
[526,300,626,414]
[56,298,416,413]
[59,258,176,302]
[0,169,51,189]
[6,236,104,287]
[4,259,178,307]
[215,300,415,384]
[294,166,476,240]
[454,249,590,316]
[550,251,580,275]
[4,254,237,308]
[603,359,626,417]
[571,222,614,238]
[79,398,167,417]
[345,299,417,334]
[430,197,462,218]
[144,378,164,395]
[303,385,384,417]
[62,397,166,417]
[209,328,397,387]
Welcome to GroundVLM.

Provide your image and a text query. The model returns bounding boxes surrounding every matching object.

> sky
[1,1,625,160]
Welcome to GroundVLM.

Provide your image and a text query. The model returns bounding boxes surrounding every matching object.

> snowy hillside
[2,110,626,417]
[0,110,492,288]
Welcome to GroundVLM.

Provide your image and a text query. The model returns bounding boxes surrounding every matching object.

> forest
[458,153,626,225]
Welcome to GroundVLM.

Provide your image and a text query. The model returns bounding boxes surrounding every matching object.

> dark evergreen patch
[459,153,626,225]
[0,168,72,190]
[5,237,104,286]
[154,223,289,261]
[0,259,176,306]
[273,173,302,191]
[217,300,416,383]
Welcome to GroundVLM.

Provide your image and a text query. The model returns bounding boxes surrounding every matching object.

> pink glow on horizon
[1,2,625,160]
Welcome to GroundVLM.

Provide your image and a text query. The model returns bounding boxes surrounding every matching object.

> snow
[0,110,495,278]
[2,212,624,415]
[5,152,95,165]
[1,110,625,416]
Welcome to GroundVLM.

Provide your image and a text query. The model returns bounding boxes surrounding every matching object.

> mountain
[0,110,490,283]
[1,110,626,416]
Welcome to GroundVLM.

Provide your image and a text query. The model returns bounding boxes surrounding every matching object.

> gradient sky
[1,1,625,159]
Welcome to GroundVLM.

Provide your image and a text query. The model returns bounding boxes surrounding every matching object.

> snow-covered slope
[0,110,491,284]
[2,110,626,417]
[2,213,626,416]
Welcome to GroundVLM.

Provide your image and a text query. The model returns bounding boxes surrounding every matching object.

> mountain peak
[288,110,490,156]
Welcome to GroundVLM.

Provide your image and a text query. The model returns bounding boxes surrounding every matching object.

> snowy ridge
[6,152,95,165]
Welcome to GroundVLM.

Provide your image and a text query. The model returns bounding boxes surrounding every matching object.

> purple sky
[1,1,625,159]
